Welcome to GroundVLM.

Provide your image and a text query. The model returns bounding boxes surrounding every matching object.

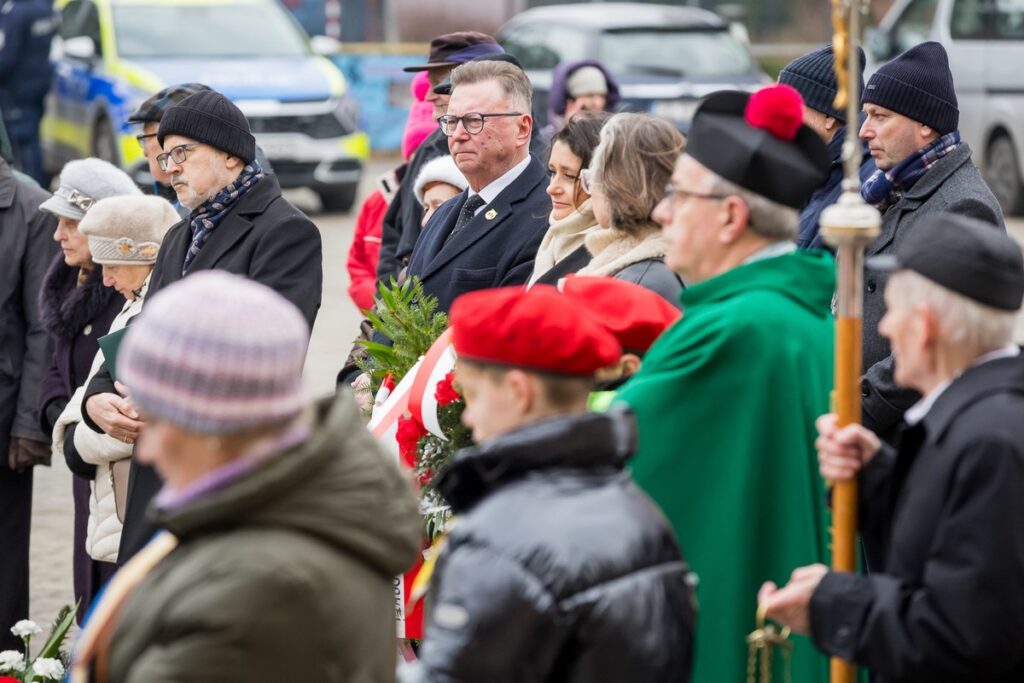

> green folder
[97,327,128,382]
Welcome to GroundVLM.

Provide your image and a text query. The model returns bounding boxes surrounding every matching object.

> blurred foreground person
[402,285,694,683]
[71,272,420,683]
[762,214,1024,682]
[618,84,832,683]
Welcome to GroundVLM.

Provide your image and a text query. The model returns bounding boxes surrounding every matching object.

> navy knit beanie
[158,90,256,164]
[778,45,864,123]
[862,41,958,134]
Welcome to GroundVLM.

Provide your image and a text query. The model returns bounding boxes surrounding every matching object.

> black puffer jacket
[404,407,695,683]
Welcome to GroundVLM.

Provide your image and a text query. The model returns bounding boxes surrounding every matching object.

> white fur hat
[39,158,142,220]
[79,195,180,265]
[413,155,469,208]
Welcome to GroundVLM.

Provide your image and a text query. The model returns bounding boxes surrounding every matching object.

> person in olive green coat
[71,272,421,683]
[617,86,834,683]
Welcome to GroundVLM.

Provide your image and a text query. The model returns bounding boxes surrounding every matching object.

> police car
[42,0,368,211]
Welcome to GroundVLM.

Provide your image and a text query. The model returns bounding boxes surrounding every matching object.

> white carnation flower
[32,657,65,680]
[10,620,41,638]
[0,650,25,671]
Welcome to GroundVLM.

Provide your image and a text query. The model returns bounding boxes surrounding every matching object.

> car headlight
[333,95,360,134]
[650,99,699,124]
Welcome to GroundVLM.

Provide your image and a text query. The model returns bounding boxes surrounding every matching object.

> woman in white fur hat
[413,154,468,227]
[51,194,179,585]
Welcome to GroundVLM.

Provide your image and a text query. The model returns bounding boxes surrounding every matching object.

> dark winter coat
[405,408,695,683]
[812,352,1024,682]
[105,394,422,683]
[404,155,551,312]
[377,129,549,283]
[797,121,877,249]
[82,172,323,564]
[37,257,120,435]
[0,0,56,110]
[0,157,57,456]
[861,143,1003,440]
[541,60,621,142]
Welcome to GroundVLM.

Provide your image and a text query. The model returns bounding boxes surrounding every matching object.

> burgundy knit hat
[118,272,309,434]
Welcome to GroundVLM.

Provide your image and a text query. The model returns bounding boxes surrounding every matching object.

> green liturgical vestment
[618,250,835,683]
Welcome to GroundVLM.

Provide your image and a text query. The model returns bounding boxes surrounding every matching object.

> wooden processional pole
[819,1,880,682]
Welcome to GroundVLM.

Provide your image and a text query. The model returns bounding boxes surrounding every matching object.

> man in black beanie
[856,41,1004,443]
[77,89,324,564]
[779,44,876,249]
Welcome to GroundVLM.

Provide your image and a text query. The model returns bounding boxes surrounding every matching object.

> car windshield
[598,28,753,78]
[112,3,309,58]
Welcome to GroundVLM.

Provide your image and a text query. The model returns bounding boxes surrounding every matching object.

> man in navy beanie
[857,41,1003,443]
[77,89,324,565]
[779,44,876,248]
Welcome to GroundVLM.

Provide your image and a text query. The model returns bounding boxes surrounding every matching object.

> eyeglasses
[580,168,597,195]
[135,132,158,149]
[438,112,523,136]
[156,143,201,172]
[661,184,730,208]
[55,186,95,212]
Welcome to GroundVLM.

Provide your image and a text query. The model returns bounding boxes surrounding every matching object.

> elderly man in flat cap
[761,213,1024,682]
[617,84,833,683]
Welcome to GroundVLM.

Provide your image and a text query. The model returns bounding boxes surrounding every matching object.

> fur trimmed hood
[39,253,116,339]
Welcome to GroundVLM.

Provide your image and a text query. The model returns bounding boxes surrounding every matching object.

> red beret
[559,276,681,354]
[450,285,622,375]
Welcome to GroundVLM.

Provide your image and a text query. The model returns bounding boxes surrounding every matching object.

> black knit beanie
[778,44,865,123]
[157,90,256,164]
[862,41,958,134]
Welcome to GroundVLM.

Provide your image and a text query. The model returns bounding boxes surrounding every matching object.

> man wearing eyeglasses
[615,85,835,683]
[78,88,323,565]
[402,59,551,312]
[126,83,274,219]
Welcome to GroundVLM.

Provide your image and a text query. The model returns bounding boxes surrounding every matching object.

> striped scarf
[861,131,961,211]
[181,161,264,276]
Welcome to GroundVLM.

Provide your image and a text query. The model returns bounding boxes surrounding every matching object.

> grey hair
[450,60,533,114]
[888,270,1018,356]
[704,173,799,241]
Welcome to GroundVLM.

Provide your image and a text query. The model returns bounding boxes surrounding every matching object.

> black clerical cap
[868,213,1024,311]
[685,85,830,209]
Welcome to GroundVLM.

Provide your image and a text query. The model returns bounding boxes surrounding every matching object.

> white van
[867,0,1024,214]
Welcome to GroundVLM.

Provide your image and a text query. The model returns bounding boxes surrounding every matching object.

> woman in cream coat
[52,195,179,573]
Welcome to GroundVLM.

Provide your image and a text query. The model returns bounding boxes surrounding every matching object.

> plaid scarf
[182,161,264,276]
[861,131,961,211]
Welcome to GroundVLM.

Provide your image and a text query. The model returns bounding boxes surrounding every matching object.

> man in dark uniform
[0,0,57,185]
[762,213,1024,682]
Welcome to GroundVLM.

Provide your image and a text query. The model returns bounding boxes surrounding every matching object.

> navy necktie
[446,194,486,245]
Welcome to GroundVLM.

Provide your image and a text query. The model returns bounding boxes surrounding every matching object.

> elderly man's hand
[86,382,144,444]
[815,413,881,482]
[757,564,829,635]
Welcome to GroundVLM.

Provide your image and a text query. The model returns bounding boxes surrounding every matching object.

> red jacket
[346,189,388,311]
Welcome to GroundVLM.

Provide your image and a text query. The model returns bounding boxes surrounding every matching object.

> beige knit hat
[79,195,180,265]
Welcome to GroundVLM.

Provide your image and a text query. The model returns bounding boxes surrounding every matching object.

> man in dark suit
[761,214,1024,681]
[79,90,323,563]
[404,59,551,312]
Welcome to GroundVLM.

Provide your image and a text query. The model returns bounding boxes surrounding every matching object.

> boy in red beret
[558,275,681,409]
[401,285,695,683]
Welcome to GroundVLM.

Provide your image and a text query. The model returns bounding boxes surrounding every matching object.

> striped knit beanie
[118,271,309,434]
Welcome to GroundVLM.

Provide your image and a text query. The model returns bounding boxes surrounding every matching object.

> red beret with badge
[450,285,622,376]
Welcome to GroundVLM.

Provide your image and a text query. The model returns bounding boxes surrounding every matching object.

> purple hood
[547,59,622,122]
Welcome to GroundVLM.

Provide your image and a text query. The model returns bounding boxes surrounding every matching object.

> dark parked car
[498,2,769,130]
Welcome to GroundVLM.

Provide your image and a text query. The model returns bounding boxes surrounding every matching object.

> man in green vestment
[617,85,834,683]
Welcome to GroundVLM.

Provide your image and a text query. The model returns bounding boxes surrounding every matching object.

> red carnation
[396,415,427,468]
[744,84,804,142]
[435,371,461,407]
[0,677,20,683]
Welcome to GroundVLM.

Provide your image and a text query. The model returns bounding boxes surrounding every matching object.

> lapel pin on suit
[485,209,497,220]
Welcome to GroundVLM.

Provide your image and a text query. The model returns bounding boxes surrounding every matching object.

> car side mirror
[864,28,893,62]
[63,36,97,62]
[310,35,342,57]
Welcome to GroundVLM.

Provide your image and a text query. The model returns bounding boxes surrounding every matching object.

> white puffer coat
[52,277,148,563]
